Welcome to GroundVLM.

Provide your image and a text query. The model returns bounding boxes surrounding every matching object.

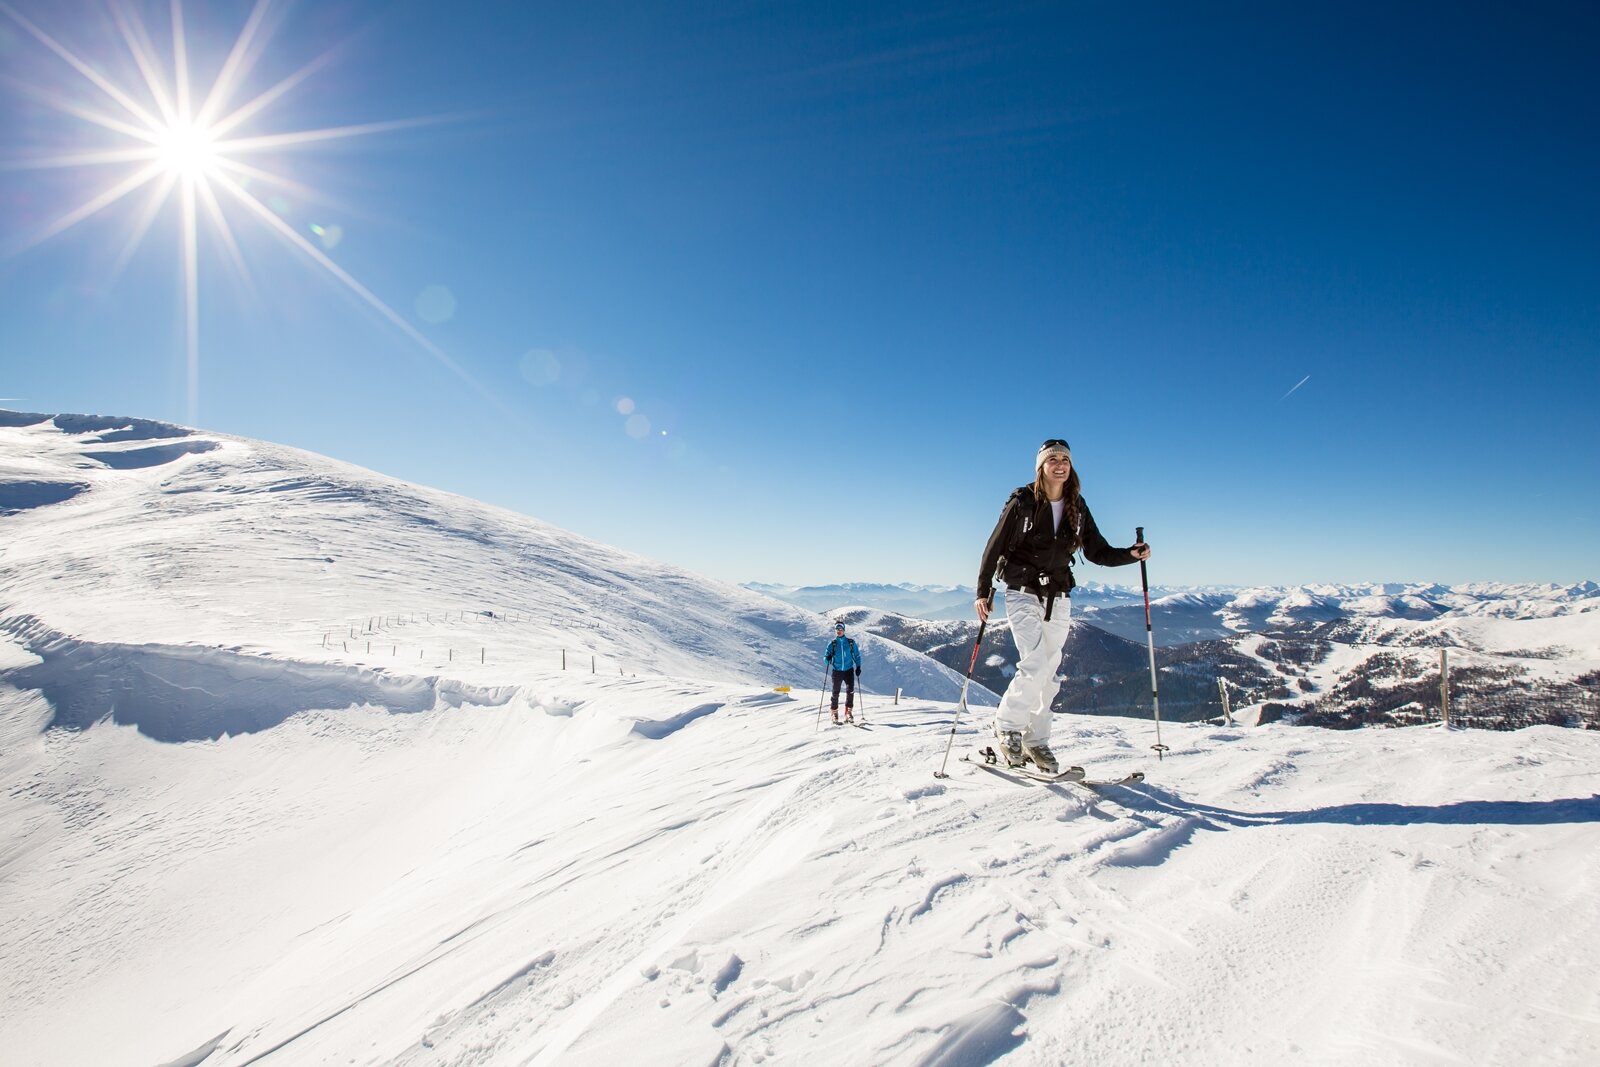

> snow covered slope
[3,411,1600,1066]
[0,411,971,709]
[4,668,1598,1066]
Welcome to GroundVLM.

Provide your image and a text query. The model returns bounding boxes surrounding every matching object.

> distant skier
[824,621,862,724]
[974,438,1150,773]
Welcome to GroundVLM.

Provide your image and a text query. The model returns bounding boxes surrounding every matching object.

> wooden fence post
[1440,649,1451,726]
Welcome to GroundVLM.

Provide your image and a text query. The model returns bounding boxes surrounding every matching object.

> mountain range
[757,582,1600,730]
[750,578,1600,640]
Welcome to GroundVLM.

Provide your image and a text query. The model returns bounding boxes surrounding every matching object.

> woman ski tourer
[974,438,1150,774]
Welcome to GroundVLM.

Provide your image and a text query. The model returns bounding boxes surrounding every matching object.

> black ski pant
[829,669,855,711]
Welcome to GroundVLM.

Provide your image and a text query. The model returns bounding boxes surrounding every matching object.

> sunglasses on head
[1040,438,1070,451]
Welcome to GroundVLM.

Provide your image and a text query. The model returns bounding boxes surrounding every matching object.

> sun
[152,119,221,179]
[0,0,491,423]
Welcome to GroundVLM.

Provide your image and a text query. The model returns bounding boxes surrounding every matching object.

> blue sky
[2,1,1596,589]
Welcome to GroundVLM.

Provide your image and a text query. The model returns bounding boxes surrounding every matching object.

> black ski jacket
[976,485,1138,604]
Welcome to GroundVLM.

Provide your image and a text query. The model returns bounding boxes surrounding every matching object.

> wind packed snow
[3,412,1599,1066]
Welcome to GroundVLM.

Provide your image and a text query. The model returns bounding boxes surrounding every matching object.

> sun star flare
[0,0,491,422]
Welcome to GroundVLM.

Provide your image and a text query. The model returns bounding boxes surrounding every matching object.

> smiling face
[1039,449,1072,490]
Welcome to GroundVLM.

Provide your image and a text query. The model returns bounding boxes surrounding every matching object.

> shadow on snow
[1129,785,1600,828]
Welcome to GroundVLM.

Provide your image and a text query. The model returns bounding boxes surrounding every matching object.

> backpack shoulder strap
[1007,485,1036,552]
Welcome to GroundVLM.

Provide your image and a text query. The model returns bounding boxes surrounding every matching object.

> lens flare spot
[615,396,635,415]
[519,349,561,386]
[415,284,457,324]
[625,413,651,439]
[309,223,344,250]
[561,349,590,387]
[269,195,291,215]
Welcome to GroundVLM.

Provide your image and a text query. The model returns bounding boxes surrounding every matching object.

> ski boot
[1022,739,1059,776]
[994,726,1026,768]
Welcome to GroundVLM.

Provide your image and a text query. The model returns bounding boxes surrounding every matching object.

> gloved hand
[854,667,861,678]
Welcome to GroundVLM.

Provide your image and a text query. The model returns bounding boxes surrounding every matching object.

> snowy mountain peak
[0,410,974,718]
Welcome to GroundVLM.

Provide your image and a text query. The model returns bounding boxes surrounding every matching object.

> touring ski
[963,746,1085,783]
[961,746,1143,788]
[1075,771,1145,788]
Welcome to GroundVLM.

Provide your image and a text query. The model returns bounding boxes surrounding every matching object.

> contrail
[1280,375,1310,400]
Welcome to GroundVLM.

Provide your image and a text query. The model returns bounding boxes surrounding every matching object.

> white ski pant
[995,589,1072,743]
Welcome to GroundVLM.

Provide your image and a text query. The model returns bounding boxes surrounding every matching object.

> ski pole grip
[1136,525,1144,543]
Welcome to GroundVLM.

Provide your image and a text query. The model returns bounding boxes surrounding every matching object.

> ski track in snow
[3,414,1600,1066]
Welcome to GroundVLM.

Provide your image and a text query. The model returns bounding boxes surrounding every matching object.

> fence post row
[320,614,651,679]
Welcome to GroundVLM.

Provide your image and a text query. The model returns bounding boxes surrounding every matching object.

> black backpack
[1004,484,1082,558]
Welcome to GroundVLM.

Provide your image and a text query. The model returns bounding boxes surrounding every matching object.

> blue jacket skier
[823,622,862,724]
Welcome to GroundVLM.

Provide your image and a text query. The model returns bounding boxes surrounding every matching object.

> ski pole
[855,658,866,724]
[934,611,989,778]
[815,658,830,732]
[1137,526,1170,761]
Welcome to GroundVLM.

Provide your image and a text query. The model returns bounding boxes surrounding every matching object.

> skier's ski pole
[815,660,830,732]
[1137,526,1170,761]
[934,612,989,778]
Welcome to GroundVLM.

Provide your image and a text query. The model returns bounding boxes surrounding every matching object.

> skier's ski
[961,747,1143,788]
[1073,771,1145,789]
[962,746,1085,783]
